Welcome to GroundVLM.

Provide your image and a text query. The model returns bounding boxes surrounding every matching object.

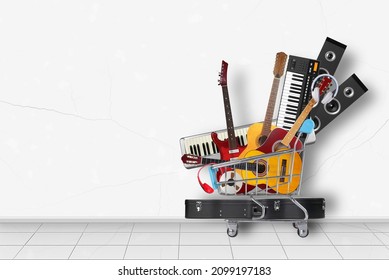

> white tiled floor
[283,245,342,259]
[180,246,232,259]
[129,232,179,246]
[77,233,131,246]
[180,232,230,245]
[71,246,127,260]
[276,232,332,246]
[125,246,179,260]
[1,221,389,259]
[232,246,286,259]
[27,233,82,245]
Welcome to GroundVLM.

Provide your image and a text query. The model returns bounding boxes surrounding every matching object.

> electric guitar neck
[212,60,245,160]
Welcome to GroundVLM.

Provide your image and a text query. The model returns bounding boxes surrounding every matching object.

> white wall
[0,0,387,218]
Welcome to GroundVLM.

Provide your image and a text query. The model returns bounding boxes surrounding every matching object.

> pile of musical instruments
[179,38,368,197]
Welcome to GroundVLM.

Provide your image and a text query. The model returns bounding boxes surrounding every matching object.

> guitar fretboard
[262,77,280,137]
[221,85,238,151]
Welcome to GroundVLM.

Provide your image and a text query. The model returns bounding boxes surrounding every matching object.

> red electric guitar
[211,60,246,160]
[196,61,248,194]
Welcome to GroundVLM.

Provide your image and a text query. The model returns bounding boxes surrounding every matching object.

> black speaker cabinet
[311,74,368,134]
[317,37,347,75]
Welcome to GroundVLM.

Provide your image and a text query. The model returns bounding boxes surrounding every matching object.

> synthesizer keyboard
[276,55,320,130]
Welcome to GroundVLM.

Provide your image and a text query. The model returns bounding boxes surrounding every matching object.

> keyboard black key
[287,98,299,103]
[287,104,298,109]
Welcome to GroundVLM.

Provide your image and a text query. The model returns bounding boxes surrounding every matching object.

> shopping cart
[185,120,325,238]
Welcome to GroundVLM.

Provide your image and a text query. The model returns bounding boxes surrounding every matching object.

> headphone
[310,73,339,105]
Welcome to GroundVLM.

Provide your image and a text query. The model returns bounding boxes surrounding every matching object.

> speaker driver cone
[324,98,341,115]
[313,116,321,131]
[344,87,354,98]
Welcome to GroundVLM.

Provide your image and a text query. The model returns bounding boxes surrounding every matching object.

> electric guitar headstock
[218,60,228,86]
[273,52,288,78]
[313,76,333,103]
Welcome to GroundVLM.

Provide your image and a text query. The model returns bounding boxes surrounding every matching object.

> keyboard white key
[276,68,309,129]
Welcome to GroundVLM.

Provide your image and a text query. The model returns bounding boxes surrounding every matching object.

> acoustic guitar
[239,52,287,158]
[240,76,333,194]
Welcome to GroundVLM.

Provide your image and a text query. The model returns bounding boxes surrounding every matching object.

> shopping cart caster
[227,228,238,237]
[293,221,309,238]
[297,228,309,238]
[226,220,238,237]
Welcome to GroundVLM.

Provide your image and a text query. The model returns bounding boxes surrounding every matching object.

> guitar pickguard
[211,132,246,160]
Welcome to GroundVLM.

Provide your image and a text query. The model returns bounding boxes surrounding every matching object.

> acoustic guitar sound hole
[250,160,267,177]
[227,179,235,187]
[258,135,267,146]
[257,164,266,173]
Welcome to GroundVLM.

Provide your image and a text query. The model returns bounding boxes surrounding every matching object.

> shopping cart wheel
[226,220,239,237]
[227,228,238,238]
[297,228,309,238]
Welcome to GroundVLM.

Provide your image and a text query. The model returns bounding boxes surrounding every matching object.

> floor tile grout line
[372,232,387,246]
[13,223,43,259]
[272,223,288,260]
[364,222,389,246]
[67,223,88,259]
[75,230,131,258]
[122,224,135,259]
[131,231,180,233]
[364,222,374,233]
[36,223,89,233]
[318,223,343,260]
[227,230,234,260]
[178,223,181,259]
[83,222,134,233]
[7,244,389,247]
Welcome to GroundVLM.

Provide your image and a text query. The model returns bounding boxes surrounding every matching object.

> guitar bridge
[280,159,287,183]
